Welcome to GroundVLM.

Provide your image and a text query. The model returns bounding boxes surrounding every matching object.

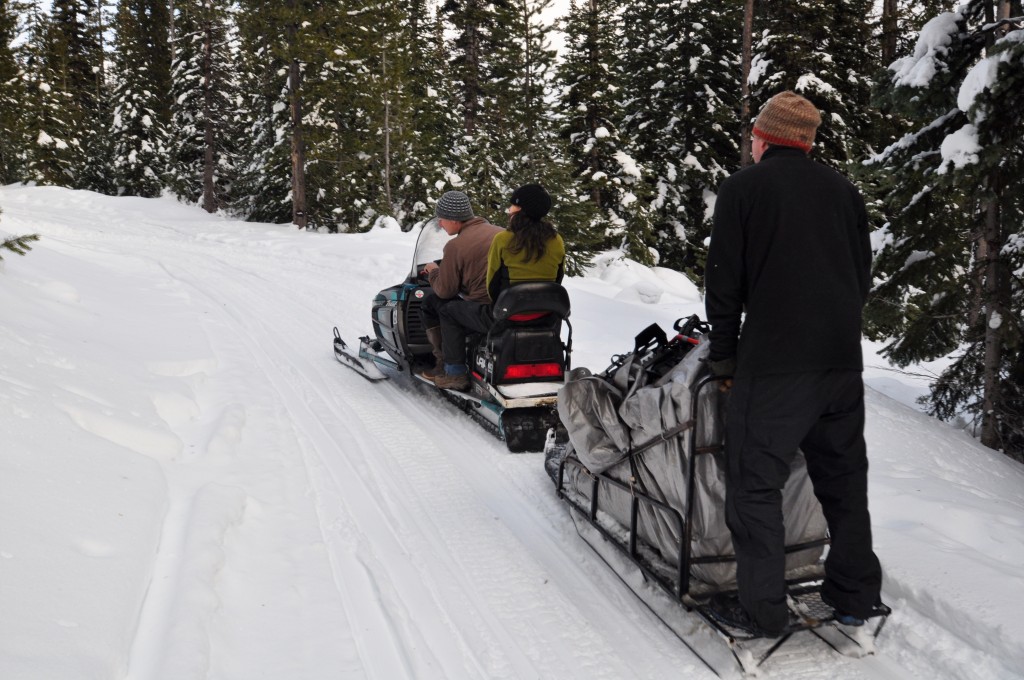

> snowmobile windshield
[411,218,454,276]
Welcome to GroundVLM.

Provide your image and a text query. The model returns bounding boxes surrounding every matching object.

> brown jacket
[429,217,503,303]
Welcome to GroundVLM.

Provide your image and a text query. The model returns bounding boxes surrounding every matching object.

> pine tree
[20,2,74,185]
[504,0,601,272]
[390,4,461,226]
[749,0,878,168]
[557,0,654,265]
[311,0,402,232]
[0,0,28,183]
[0,207,40,261]
[619,0,743,280]
[867,2,1024,460]
[75,0,116,195]
[110,0,172,197]
[166,0,237,212]
[441,0,515,215]
[232,1,292,224]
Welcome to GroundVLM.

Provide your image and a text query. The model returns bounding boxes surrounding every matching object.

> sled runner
[545,316,890,676]
[333,218,572,452]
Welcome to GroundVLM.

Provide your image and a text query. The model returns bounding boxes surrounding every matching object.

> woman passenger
[486,183,566,302]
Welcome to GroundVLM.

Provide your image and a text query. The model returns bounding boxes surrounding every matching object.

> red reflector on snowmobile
[507,312,550,322]
[503,363,563,380]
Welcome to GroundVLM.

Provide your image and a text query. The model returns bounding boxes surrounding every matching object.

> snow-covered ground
[1,184,1022,680]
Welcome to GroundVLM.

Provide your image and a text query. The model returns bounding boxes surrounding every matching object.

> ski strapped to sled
[549,317,891,676]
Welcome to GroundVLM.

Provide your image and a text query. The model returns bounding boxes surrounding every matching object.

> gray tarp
[557,340,827,590]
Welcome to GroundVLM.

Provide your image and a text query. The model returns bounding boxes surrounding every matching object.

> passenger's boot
[433,365,470,391]
[420,326,445,379]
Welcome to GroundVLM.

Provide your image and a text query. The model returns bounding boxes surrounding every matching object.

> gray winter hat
[435,191,475,221]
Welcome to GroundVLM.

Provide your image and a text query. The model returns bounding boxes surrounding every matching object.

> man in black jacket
[704,91,882,636]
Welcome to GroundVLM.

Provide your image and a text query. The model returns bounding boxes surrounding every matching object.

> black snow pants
[419,290,450,330]
[439,299,494,367]
[724,369,882,633]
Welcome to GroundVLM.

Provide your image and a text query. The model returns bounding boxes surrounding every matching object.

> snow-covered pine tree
[619,0,742,281]
[110,0,172,197]
[748,0,878,168]
[43,0,107,189]
[74,0,116,195]
[19,2,75,186]
[390,3,461,226]
[306,0,404,232]
[0,0,29,183]
[166,0,237,212]
[441,0,514,215]
[867,2,1024,460]
[557,0,654,265]
[232,1,292,224]
[487,0,601,271]
[235,0,336,229]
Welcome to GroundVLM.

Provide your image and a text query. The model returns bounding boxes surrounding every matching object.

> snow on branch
[890,11,962,88]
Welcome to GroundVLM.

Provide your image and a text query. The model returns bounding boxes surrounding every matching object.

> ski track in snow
[3,187,1022,680]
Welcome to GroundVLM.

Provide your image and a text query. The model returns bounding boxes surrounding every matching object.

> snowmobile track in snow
[127,232,926,680]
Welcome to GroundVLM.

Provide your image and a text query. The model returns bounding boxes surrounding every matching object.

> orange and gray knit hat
[752,91,821,152]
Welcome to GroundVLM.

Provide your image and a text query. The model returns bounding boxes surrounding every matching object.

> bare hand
[423,262,439,273]
[718,378,733,393]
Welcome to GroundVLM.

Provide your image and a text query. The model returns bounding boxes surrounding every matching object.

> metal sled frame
[554,374,889,676]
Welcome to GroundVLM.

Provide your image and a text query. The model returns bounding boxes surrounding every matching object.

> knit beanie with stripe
[752,91,821,153]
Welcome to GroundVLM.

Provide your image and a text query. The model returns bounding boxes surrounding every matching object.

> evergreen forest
[1,0,1023,460]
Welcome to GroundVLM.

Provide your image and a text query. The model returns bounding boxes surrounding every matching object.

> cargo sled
[545,317,890,676]
[334,217,572,452]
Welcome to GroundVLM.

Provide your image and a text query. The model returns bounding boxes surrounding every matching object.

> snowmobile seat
[483,282,572,385]
[490,282,570,328]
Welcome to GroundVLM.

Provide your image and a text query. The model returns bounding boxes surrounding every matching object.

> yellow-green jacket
[486,231,565,302]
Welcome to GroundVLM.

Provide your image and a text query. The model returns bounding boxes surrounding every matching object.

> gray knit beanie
[435,191,475,221]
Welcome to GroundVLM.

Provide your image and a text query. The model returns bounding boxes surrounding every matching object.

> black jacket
[705,147,872,377]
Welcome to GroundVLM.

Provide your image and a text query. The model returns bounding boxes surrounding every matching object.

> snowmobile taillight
[507,312,550,322]
[503,362,563,380]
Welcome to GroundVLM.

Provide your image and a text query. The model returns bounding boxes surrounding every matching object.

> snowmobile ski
[333,327,387,381]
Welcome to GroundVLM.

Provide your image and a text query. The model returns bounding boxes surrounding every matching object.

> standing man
[421,190,502,390]
[704,91,882,636]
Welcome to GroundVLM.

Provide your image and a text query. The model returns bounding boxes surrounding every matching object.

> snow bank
[583,250,701,305]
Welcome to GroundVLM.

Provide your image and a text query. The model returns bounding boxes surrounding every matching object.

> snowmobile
[333,217,572,453]
[545,316,891,677]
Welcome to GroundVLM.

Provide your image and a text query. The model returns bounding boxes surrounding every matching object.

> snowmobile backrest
[491,282,571,325]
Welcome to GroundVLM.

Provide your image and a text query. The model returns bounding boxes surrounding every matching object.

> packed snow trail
[2,186,1023,680]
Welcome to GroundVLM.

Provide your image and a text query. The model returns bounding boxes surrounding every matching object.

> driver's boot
[420,326,445,379]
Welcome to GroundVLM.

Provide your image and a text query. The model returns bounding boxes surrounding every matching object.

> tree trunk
[463,0,481,136]
[980,176,1005,450]
[382,47,393,210]
[740,0,755,167]
[285,1,308,229]
[201,7,216,213]
[881,0,898,64]
[586,0,602,207]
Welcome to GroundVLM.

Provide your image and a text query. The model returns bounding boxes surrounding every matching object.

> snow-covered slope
[1,185,1022,680]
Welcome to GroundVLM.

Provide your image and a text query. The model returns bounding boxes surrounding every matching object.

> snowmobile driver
[420,190,502,391]
[704,91,883,637]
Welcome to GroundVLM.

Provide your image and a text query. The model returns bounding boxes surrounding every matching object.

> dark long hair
[508,212,557,262]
